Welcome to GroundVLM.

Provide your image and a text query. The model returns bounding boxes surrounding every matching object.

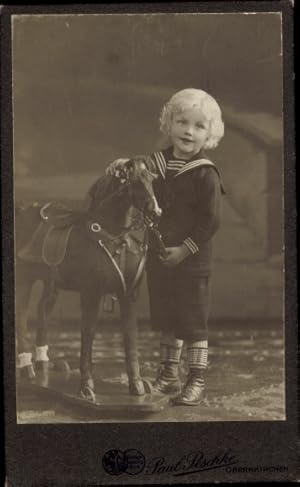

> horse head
[84,155,161,234]
[120,155,162,222]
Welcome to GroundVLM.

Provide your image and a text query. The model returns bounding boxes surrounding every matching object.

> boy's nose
[184,126,193,135]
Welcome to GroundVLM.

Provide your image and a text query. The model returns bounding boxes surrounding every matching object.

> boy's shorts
[147,261,211,341]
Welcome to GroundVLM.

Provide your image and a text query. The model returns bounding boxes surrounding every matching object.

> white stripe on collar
[153,153,216,179]
[174,158,216,177]
[153,152,167,179]
[167,165,185,171]
[167,161,186,169]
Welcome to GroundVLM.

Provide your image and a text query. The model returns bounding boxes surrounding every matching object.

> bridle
[87,171,158,296]
[89,170,159,232]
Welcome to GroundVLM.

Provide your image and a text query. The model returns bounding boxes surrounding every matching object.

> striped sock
[187,340,208,387]
[160,342,183,379]
[159,343,168,364]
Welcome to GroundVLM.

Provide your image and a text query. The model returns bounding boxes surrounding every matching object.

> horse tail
[15,202,43,253]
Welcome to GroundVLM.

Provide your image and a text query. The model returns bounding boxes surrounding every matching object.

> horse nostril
[156,207,162,217]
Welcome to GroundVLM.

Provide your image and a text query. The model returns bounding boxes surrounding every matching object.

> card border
[2,2,296,484]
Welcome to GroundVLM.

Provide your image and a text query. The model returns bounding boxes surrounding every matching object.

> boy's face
[169,106,210,159]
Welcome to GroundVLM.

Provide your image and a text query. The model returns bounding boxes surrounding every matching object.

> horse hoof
[79,386,96,403]
[53,359,71,374]
[129,380,145,396]
[142,378,153,394]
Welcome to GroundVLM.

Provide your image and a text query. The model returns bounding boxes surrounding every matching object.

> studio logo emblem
[102,450,128,475]
[102,449,145,476]
[124,449,146,475]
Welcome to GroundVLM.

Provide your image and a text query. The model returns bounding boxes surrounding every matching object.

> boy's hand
[160,245,191,267]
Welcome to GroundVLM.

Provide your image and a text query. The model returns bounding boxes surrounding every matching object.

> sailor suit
[146,147,224,340]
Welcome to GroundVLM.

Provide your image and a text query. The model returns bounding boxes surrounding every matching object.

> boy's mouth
[180,137,194,144]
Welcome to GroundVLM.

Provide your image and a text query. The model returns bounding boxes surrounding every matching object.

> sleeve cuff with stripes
[183,237,199,255]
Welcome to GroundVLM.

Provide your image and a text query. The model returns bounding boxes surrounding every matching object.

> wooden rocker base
[17,366,169,417]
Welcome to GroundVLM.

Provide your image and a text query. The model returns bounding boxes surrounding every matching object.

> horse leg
[79,291,98,402]
[35,279,58,383]
[119,297,145,396]
[15,273,35,381]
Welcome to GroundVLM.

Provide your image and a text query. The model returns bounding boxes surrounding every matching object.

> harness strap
[98,239,127,294]
[88,221,116,243]
[127,230,149,295]
[129,253,146,295]
[98,228,148,298]
[119,243,127,280]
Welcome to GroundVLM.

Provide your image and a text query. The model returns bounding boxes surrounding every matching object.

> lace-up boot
[172,341,208,405]
[152,343,182,394]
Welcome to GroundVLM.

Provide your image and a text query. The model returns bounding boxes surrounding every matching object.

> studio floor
[16,322,285,423]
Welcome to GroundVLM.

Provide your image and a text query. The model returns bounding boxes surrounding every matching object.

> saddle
[18,201,148,297]
[17,202,76,266]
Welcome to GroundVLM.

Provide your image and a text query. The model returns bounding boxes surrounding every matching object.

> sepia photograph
[13,9,285,424]
[3,2,297,485]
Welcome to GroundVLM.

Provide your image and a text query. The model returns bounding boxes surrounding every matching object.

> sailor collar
[153,150,216,179]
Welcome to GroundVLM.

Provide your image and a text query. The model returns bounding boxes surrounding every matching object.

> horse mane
[82,174,118,213]
[83,155,157,214]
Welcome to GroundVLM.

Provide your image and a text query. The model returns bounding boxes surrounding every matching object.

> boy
[107,88,225,405]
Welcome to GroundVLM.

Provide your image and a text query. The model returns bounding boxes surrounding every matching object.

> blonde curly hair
[159,88,224,150]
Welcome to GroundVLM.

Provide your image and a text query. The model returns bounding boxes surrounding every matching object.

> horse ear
[129,155,156,173]
[143,156,157,174]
